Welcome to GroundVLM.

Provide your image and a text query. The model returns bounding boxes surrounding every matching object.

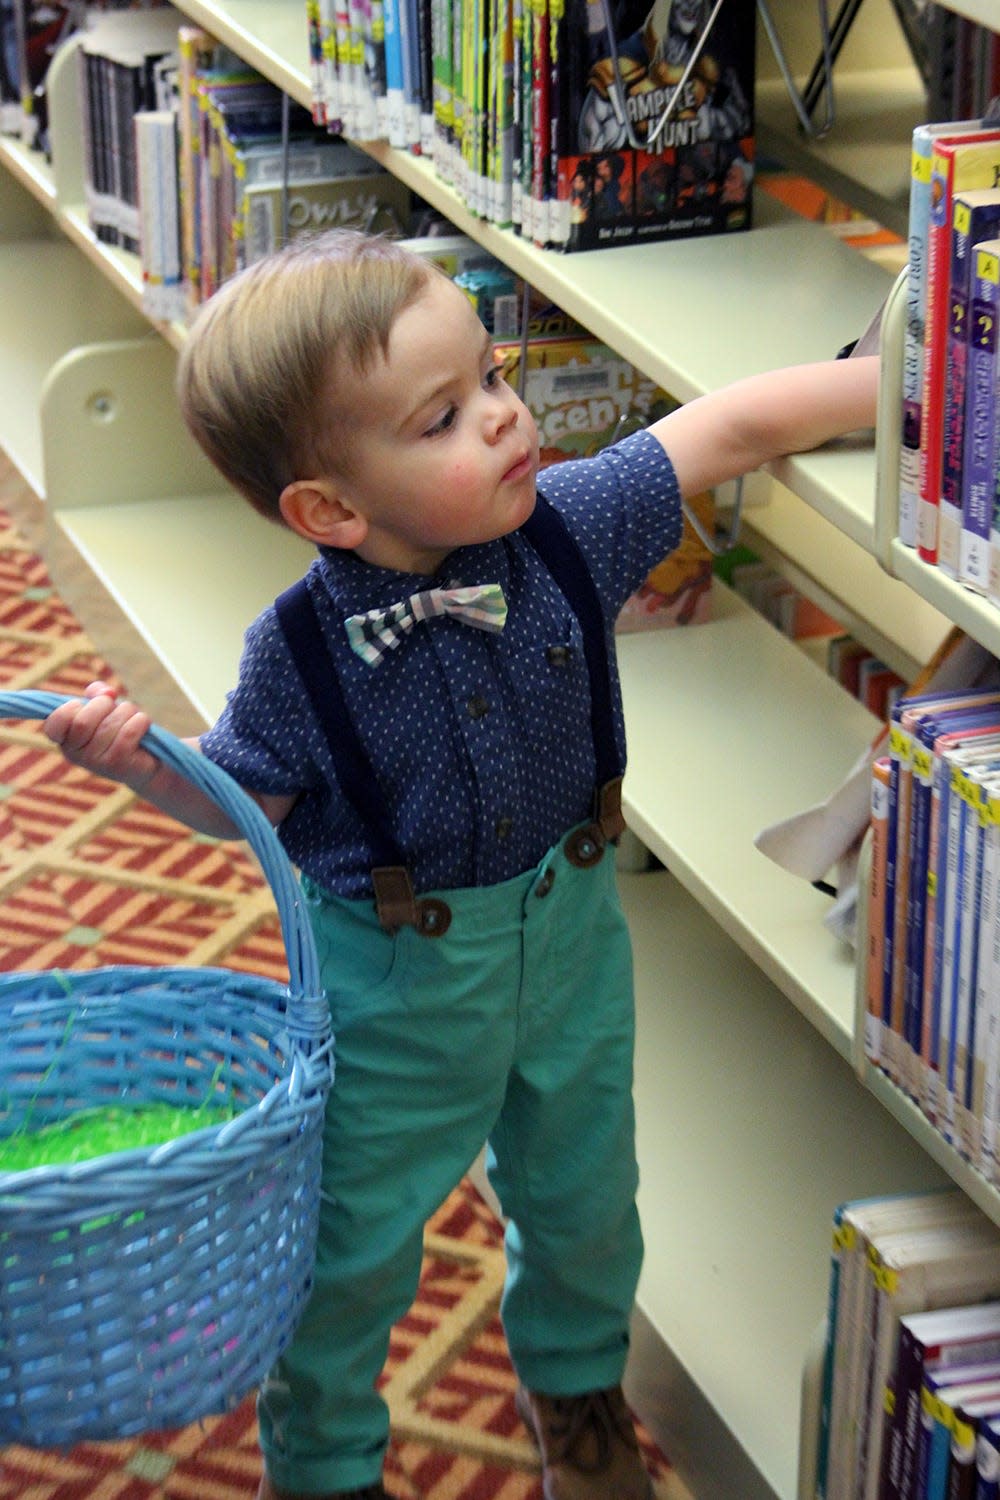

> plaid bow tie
[344,583,508,666]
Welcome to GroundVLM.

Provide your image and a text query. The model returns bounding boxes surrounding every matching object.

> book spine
[883,723,901,1083]
[956,203,1000,587]
[904,738,935,1098]
[954,783,988,1157]
[975,1422,1000,1500]
[923,748,953,1118]
[917,148,955,564]
[941,201,976,579]
[880,1321,921,1500]
[981,788,1000,1179]
[890,722,916,1083]
[383,0,407,146]
[966,245,1000,597]
[867,757,891,1069]
[900,129,934,547]
[971,783,1000,1165]
[417,0,435,153]
[432,0,453,178]
[940,756,970,1135]
[529,0,549,246]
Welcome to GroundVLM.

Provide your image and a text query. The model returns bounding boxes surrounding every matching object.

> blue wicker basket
[0,691,333,1448]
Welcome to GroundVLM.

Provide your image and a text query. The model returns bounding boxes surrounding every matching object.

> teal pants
[258,832,644,1495]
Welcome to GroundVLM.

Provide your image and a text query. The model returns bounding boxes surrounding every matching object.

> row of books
[897,119,1000,603]
[818,1188,1000,1500]
[927,9,1000,126]
[72,9,415,321]
[863,679,1000,1182]
[304,0,755,251]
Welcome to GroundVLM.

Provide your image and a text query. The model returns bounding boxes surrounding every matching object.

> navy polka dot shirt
[200,428,681,896]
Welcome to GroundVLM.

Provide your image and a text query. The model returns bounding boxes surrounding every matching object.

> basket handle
[0,690,325,1038]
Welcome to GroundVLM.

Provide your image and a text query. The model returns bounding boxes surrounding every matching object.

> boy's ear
[278,479,368,551]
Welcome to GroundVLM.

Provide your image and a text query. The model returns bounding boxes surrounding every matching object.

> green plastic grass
[0,1101,240,1172]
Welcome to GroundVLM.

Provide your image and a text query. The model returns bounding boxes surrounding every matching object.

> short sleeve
[534,428,682,616]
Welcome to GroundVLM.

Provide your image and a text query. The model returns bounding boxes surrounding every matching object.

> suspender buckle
[564,778,626,868]
[596,776,626,844]
[373,867,452,938]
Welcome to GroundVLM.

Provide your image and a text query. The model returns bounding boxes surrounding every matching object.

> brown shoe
[515,1384,653,1500]
[256,1477,392,1500]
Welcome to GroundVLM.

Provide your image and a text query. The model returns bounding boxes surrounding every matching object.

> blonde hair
[176,230,435,520]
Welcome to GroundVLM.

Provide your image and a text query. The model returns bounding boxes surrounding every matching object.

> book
[134,108,184,324]
[899,121,988,549]
[921,721,1000,1120]
[859,1217,1000,1500]
[905,704,1000,1104]
[879,1303,1000,1500]
[867,756,892,1070]
[78,7,184,253]
[937,737,1000,1138]
[975,1413,1000,1500]
[918,1369,1000,1500]
[822,1191,978,1500]
[242,164,411,262]
[939,189,1000,582]
[960,239,1000,598]
[550,0,754,252]
[917,129,1000,566]
[977,776,1000,1180]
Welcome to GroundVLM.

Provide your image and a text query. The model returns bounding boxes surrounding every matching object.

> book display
[5,3,1000,1500]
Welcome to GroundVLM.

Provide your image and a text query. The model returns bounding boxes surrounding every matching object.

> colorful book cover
[900,122,988,549]
[917,130,1000,565]
[961,238,1000,596]
[551,0,753,253]
[940,190,1000,581]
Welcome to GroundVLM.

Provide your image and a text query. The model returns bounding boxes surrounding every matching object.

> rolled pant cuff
[262,1452,384,1496]
[511,1351,627,1398]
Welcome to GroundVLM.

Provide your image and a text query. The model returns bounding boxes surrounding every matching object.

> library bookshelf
[0,2,993,1498]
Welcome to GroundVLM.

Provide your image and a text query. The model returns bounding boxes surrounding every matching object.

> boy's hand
[44,681,159,796]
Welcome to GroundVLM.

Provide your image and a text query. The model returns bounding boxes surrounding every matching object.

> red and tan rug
[0,463,678,1500]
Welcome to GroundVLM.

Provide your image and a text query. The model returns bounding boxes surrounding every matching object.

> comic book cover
[551,0,754,251]
[496,335,712,625]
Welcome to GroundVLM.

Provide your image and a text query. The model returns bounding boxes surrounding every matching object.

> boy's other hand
[44,681,159,795]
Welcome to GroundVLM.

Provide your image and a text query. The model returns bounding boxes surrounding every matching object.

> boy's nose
[485,393,520,441]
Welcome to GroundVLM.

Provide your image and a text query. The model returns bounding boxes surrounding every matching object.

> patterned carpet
[0,461,678,1500]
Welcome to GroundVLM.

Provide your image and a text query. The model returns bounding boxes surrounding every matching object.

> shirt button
[546,645,571,667]
[466,694,490,719]
[535,867,555,898]
[495,816,513,843]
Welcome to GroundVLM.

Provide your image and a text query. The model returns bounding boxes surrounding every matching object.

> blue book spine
[383,0,407,145]
[961,240,1000,597]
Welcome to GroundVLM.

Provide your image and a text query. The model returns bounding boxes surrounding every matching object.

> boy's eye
[424,404,458,437]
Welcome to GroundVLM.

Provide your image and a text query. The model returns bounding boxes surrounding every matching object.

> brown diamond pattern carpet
[0,459,679,1500]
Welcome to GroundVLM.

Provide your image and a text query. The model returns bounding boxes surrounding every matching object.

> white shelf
[889,540,1000,661]
[618,583,882,1058]
[756,70,923,241]
[625,869,949,1500]
[742,479,951,682]
[48,492,312,732]
[0,241,147,494]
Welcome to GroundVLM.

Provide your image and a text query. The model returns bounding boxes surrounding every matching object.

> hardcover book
[549,0,754,252]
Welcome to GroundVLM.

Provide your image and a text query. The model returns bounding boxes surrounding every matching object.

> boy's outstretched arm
[648,354,879,500]
[44,683,295,839]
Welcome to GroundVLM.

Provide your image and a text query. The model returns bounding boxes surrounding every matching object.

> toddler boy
[46,230,879,1500]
